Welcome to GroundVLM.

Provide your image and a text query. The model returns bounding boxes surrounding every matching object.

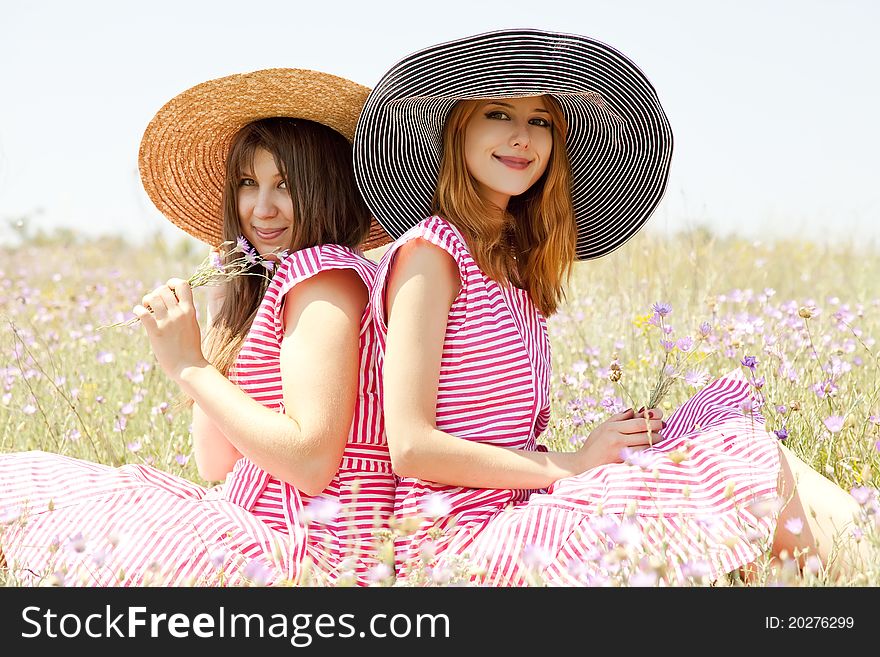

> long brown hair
[205,117,371,377]
[432,96,576,316]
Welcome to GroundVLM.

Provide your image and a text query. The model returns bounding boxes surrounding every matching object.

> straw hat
[353,29,673,260]
[139,68,392,250]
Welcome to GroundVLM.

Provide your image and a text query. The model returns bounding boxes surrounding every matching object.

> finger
[623,432,660,447]
[618,418,665,434]
[608,408,635,422]
[144,292,169,318]
[133,304,156,328]
[156,285,180,310]
[167,278,194,306]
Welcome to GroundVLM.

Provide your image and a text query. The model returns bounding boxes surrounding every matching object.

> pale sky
[0,0,877,247]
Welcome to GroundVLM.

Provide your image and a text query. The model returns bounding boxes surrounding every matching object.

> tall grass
[1,225,878,585]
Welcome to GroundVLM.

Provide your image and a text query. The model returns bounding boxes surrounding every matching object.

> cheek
[236,191,253,219]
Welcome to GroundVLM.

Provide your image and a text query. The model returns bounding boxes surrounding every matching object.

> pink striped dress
[0,244,393,586]
[372,217,781,586]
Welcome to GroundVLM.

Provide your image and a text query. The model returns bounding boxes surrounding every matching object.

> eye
[239,177,256,187]
[484,110,510,120]
[529,117,551,128]
[278,180,287,190]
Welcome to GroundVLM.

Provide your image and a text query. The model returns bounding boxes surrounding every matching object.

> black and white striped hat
[353,28,673,260]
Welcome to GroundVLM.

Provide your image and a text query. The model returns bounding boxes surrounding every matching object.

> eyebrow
[485,101,551,114]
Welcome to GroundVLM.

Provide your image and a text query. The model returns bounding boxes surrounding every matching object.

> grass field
[1,225,879,586]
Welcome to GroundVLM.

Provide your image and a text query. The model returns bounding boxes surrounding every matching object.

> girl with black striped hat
[354,29,870,585]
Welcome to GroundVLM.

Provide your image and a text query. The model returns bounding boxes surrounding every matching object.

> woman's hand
[134,278,208,383]
[574,407,664,472]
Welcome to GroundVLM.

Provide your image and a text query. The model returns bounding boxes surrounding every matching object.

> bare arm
[136,269,364,496]
[383,239,663,490]
[191,402,243,482]
[191,246,239,481]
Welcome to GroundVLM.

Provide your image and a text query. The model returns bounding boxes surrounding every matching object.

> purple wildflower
[699,321,712,337]
[850,486,875,505]
[676,336,694,352]
[243,560,272,586]
[652,302,672,317]
[660,339,675,352]
[823,415,845,434]
[741,355,758,370]
[773,428,789,440]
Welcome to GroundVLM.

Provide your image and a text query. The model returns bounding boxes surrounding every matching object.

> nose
[253,189,279,219]
[509,121,531,150]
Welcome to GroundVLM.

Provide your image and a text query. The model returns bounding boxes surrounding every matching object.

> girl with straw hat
[0,68,395,586]
[354,29,871,585]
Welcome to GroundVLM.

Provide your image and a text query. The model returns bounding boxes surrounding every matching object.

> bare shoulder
[283,268,368,326]
[391,238,459,287]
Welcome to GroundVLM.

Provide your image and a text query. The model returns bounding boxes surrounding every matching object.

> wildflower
[775,405,787,415]
[210,549,229,569]
[303,497,341,524]
[114,417,127,432]
[699,321,712,337]
[740,355,758,370]
[620,446,653,469]
[422,493,452,519]
[773,428,789,440]
[850,486,875,506]
[126,440,141,453]
[823,416,845,434]
[684,369,709,389]
[798,306,814,319]
[652,302,672,317]
[660,339,675,352]
[784,517,804,536]
[681,559,712,581]
[803,555,822,575]
[23,403,37,415]
[522,543,552,570]
[430,565,453,585]
[367,563,394,584]
[243,560,272,586]
[235,235,251,253]
[174,453,190,466]
[68,532,87,553]
[676,336,694,352]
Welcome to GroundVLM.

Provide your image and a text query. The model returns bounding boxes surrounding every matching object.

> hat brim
[139,68,393,250]
[353,29,673,260]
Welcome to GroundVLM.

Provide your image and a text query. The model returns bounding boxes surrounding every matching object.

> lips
[253,226,287,241]
[494,155,532,170]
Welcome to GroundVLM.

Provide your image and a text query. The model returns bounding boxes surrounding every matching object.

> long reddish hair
[432,96,576,316]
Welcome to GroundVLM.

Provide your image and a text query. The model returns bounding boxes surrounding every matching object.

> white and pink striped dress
[373,217,781,586]
[0,244,393,586]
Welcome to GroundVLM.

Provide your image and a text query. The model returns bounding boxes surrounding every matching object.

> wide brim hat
[139,68,393,251]
[353,29,673,260]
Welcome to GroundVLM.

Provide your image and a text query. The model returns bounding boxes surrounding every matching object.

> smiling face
[462,96,554,210]
[236,147,295,257]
